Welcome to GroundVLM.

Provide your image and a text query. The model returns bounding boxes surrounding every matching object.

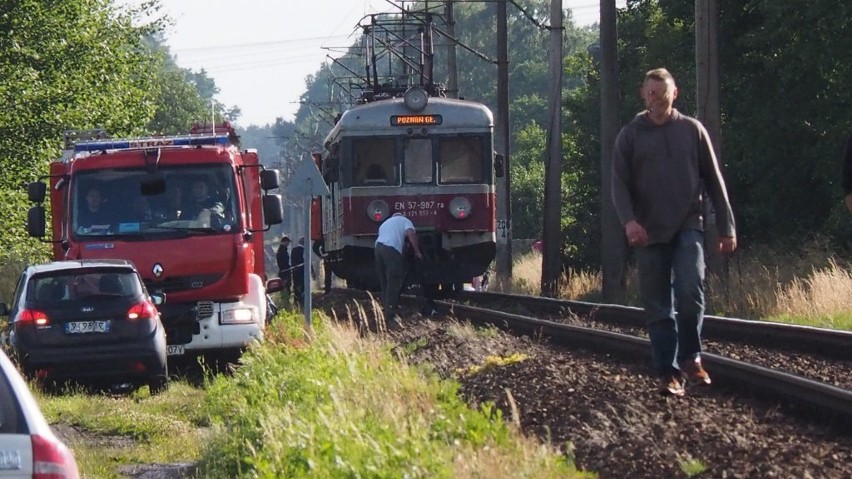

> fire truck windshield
[72,165,239,238]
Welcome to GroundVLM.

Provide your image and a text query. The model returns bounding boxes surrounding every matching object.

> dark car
[0,260,168,394]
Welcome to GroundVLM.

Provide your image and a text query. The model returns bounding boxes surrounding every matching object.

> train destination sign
[390,114,443,126]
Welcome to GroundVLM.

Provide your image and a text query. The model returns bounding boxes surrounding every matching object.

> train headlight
[448,197,472,219]
[367,200,390,222]
[403,87,429,112]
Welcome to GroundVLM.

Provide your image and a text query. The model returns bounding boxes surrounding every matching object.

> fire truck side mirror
[27,205,46,238]
[265,277,284,294]
[27,182,46,203]
[262,194,284,225]
[149,292,166,306]
[260,169,280,190]
[494,153,505,178]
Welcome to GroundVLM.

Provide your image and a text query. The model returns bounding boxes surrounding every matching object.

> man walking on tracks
[612,68,737,397]
[375,213,423,317]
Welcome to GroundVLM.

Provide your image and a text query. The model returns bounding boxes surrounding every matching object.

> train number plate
[167,345,185,356]
[65,320,111,334]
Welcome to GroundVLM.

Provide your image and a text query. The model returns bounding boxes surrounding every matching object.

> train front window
[353,139,395,185]
[440,136,484,183]
[404,138,433,184]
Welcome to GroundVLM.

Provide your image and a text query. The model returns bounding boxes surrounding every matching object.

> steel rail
[453,291,852,359]
[433,299,852,429]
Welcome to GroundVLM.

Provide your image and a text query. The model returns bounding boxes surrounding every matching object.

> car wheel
[148,364,169,395]
[148,374,169,395]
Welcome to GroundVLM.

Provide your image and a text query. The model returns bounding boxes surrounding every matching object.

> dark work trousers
[292,265,305,307]
[322,259,332,293]
[375,243,405,312]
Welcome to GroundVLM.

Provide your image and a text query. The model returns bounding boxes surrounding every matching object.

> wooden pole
[495,0,513,282]
[599,0,626,302]
[541,0,563,296]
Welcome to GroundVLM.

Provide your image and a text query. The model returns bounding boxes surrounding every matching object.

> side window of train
[440,136,484,183]
[404,138,433,184]
[353,139,395,186]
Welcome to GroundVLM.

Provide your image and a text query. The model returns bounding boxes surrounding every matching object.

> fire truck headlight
[448,197,472,219]
[221,308,256,324]
[367,200,390,222]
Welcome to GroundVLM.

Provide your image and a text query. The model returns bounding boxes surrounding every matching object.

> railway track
[318,289,852,477]
[395,291,852,429]
[452,291,852,359]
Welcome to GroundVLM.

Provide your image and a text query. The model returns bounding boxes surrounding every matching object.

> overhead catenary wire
[168,1,608,77]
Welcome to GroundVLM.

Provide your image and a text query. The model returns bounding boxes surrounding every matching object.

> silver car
[0,348,79,478]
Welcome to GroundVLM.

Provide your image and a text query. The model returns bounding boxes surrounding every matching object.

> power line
[170,34,353,55]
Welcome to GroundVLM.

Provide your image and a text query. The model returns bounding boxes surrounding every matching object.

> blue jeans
[635,229,706,376]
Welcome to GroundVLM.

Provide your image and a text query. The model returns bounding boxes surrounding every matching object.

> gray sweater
[611,109,735,244]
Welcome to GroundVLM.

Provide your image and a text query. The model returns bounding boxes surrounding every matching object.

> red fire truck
[26,123,284,362]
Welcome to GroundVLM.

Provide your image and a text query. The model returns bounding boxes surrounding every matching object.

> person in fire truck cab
[183,177,224,227]
[77,185,113,232]
[157,183,184,220]
[130,195,153,222]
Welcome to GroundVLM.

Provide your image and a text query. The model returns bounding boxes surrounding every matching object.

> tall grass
[503,242,852,330]
[197,313,589,478]
[36,311,590,478]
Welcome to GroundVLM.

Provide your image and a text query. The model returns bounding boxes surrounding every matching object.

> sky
[133,1,612,127]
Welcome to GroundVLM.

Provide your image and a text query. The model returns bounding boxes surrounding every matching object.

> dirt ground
[316,291,852,479]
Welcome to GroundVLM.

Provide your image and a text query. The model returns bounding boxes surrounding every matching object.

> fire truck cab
[26,124,284,361]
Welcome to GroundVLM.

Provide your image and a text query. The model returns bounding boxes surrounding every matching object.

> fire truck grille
[196,301,214,320]
[144,274,223,294]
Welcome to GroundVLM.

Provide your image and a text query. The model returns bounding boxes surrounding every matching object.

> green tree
[614,0,852,249]
[718,0,852,246]
[0,0,227,263]
[146,59,211,134]
[0,0,161,262]
[511,123,548,238]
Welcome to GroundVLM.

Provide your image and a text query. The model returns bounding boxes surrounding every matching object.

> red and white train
[316,87,501,292]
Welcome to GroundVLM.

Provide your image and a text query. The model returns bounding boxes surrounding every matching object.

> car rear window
[27,269,143,302]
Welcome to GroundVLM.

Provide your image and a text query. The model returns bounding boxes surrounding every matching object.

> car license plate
[167,344,185,356]
[65,320,111,334]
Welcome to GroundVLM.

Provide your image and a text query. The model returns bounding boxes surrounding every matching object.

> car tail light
[31,434,79,478]
[367,200,390,222]
[127,301,157,320]
[448,197,472,219]
[19,309,50,328]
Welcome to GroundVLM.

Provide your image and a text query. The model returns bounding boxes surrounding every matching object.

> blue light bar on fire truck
[73,134,229,152]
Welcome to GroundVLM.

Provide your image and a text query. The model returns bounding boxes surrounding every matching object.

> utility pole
[445,0,459,99]
[541,0,563,297]
[695,0,725,276]
[495,0,513,282]
[599,0,625,302]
